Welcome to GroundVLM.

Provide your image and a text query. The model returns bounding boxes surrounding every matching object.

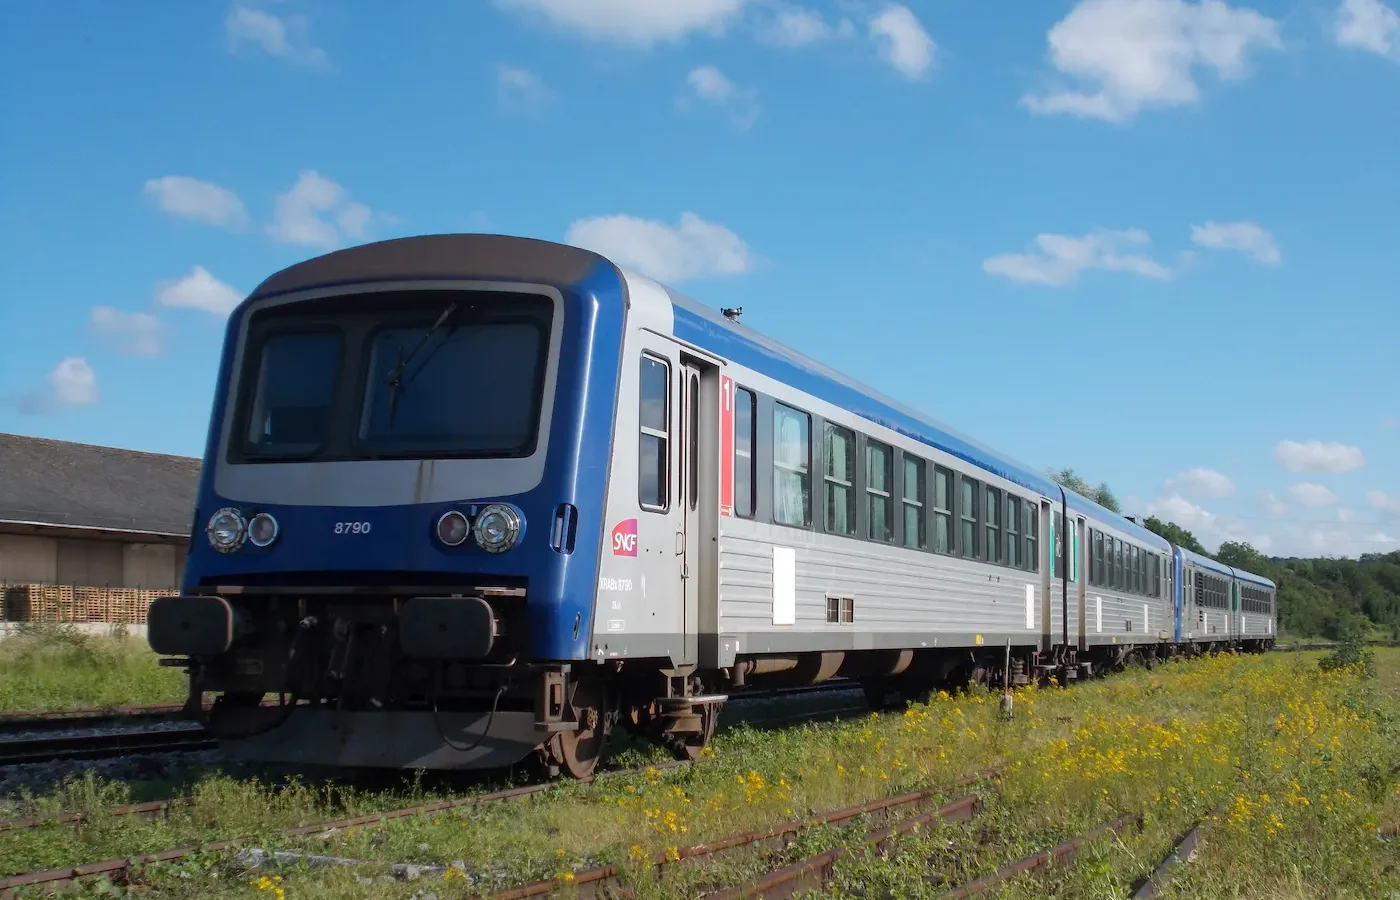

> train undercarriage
[151,590,1273,779]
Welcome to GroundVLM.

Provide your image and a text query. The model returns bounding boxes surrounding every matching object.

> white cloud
[19,358,98,414]
[1288,482,1339,508]
[565,211,755,282]
[982,228,1172,286]
[1336,0,1400,59]
[869,4,935,79]
[90,307,166,357]
[1165,467,1236,498]
[1367,490,1400,514]
[681,65,761,129]
[496,0,749,46]
[1261,490,1288,517]
[1021,0,1282,122]
[143,176,248,229]
[267,171,387,251]
[757,6,855,46]
[225,5,328,67]
[497,65,551,113]
[1188,220,1281,265]
[155,267,244,316]
[1273,439,1365,474]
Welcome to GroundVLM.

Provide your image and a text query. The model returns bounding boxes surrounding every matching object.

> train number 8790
[333,521,372,535]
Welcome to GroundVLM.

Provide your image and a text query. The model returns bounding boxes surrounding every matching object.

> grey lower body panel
[215,709,549,770]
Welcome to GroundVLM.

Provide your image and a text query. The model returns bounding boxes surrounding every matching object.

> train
[146,234,1276,778]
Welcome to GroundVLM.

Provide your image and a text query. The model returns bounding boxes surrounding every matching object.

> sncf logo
[611,519,638,557]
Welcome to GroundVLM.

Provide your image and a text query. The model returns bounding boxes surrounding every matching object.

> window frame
[932,465,955,555]
[984,486,1002,564]
[866,439,894,543]
[959,474,980,560]
[732,386,756,519]
[637,353,671,512]
[902,454,928,550]
[822,422,857,536]
[1026,502,1039,573]
[771,402,813,528]
[1005,495,1021,569]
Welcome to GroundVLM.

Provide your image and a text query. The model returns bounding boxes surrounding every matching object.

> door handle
[675,530,684,556]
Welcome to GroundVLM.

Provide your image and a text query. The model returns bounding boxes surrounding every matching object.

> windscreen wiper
[384,301,458,427]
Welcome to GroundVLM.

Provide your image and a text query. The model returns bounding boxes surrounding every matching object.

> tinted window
[960,476,979,559]
[1025,502,1038,572]
[933,466,953,554]
[824,424,856,535]
[867,440,893,542]
[638,355,669,509]
[903,456,927,550]
[985,487,1002,564]
[1005,496,1020,568]
[244,331,342,457]
[734,387,755,518]
[360,321,545,455]
[773,404,811,527]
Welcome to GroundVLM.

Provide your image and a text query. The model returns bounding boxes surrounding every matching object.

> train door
[677,360,705,664]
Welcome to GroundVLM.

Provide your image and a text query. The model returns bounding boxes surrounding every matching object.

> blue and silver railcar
[147,233,1274,777]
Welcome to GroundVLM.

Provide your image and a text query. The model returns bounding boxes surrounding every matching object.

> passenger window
[902,455,927,550]
[823,424,856,535]
[1005,496,1020,568]
[773,403,812,527]
[866,440,894,543]
[1114,539,1124,591]
[1092,530,1104,586]
[933,466,953,554]
[1051,512,1063,577]
[1025,502,1039,573]
[638,355,669,510]
[985,487,1002,564]
[733,387,756,518]
[960,476,979,559]
[1130,545,1139,594]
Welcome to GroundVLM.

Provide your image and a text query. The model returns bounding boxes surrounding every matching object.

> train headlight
[472,504,521,554]
[247,512,279,548]
[436,510,470,547]
[207,508,247,553]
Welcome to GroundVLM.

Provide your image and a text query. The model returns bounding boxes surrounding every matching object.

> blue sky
[1,0,1397,558]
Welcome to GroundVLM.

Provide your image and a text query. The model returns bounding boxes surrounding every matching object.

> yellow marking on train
[974,634,983,645]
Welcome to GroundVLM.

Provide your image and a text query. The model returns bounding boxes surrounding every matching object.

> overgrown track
[0,726,214,766]
[0,703,202,734]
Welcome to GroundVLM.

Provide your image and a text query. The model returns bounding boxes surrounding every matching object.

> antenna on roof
[721,306,742,323]
[1125,514,1142,526]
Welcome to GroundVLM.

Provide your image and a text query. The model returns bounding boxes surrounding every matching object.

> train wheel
[552,681,606,780]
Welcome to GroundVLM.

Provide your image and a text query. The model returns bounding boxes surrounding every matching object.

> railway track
[0,726,215,766]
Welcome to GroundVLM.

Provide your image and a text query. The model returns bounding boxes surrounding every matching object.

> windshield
[244,331,342,457]
[359,320,546,455]
[233,291,553,462]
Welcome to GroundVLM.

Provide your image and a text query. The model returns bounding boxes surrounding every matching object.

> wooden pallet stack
[1,584,178,624]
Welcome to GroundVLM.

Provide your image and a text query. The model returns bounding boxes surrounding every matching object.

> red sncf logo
[611,519,638,556]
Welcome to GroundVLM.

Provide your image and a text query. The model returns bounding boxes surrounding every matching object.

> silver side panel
[716,517,1043,651]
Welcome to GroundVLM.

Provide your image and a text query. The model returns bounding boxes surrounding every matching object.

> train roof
[1179,546,1235,578]
[659,282,1171,551]
[1232,567,1277,590]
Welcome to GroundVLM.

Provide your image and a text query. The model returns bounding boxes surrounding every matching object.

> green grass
[0,624,186,712]
[3,650,1398,898]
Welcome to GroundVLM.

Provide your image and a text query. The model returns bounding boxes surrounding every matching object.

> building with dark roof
[0,433,200,591]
